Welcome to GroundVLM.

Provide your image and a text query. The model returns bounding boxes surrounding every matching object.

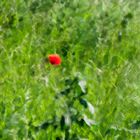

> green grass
[0,0,140,139]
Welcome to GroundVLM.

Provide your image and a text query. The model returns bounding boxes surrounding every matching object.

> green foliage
[0,0,140,139]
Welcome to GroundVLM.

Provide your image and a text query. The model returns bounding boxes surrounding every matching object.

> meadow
[0,0,140,139]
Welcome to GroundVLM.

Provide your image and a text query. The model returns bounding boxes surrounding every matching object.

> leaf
[78,80,86,93]
[83,115,95,126]
[87,102,95,115]
[65,114,71,127]
[79,99,95,114]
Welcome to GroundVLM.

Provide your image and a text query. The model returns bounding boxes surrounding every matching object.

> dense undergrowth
[0,0,140,139]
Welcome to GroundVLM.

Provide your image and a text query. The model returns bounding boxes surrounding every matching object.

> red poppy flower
[48,54,61,65]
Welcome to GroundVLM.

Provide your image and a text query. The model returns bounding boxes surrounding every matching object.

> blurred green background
[0,0,140,139]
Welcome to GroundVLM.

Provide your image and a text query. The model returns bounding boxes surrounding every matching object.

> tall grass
[0,0,140,139]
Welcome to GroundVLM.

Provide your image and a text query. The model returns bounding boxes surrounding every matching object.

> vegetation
[0,0,140,139]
